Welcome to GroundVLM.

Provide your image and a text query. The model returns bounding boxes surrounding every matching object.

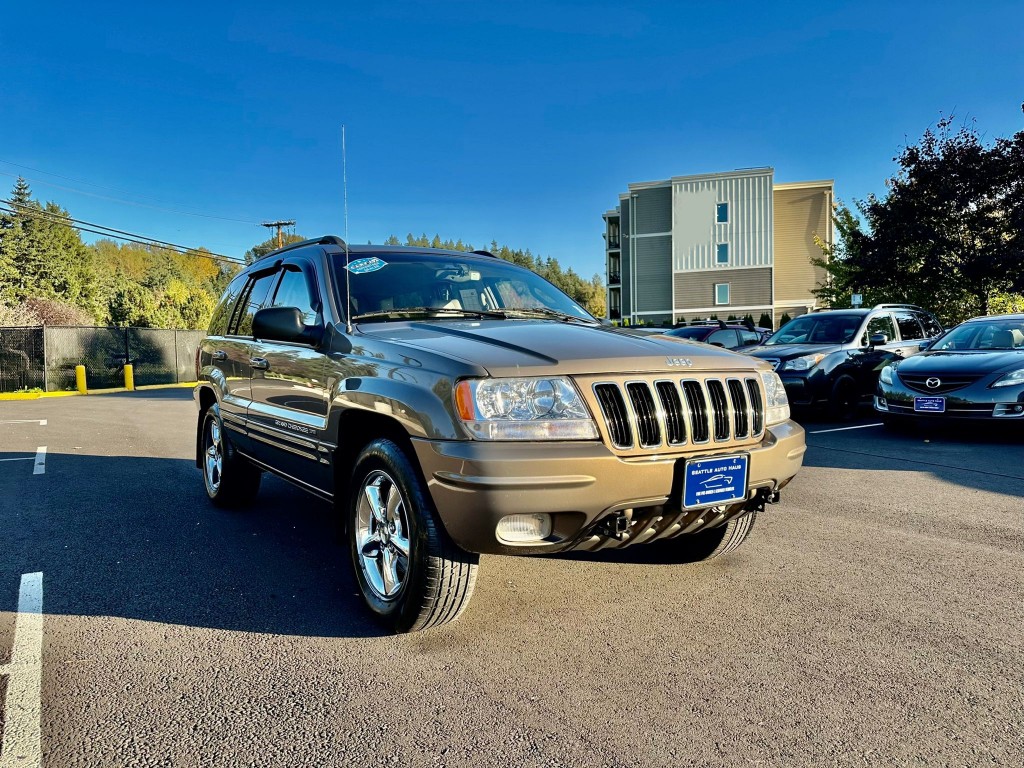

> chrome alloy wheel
[204,416,223,494]
[355,470,412,601]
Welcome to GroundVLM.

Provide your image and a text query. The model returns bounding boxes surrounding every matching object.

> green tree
[758,312,773,330]
[812,116,1024,322]
[244,233,306,265]
[0,178,98,314]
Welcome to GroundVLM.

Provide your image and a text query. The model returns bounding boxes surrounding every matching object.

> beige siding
[773,184,831,303]
[674,268,772,310]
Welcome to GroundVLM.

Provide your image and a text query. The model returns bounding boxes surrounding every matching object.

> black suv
[745,304,943,418]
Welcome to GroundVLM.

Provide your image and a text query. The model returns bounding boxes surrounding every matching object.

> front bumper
[412,420,806,555]
[875,381,1024,421]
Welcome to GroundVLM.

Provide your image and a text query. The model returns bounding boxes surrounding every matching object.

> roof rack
[872,303,923,311]
[257,235,347,262]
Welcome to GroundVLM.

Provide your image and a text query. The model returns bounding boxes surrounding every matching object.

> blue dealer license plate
[914,396,945,413]
[683,455,749,509]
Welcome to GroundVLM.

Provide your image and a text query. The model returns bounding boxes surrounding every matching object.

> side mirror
[869,333,888,347]
[253,307,321,345]
[918,340,931,351]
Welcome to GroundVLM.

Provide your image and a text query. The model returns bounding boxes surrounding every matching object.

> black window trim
[227,264,281,337]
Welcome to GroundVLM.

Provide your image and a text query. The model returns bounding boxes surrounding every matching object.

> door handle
[249,357,270,371]
[211,350,227,362]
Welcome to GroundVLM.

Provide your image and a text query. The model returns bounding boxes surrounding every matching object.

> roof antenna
[342,124,353,333]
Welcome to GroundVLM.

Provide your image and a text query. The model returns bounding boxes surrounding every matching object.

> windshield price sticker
[683,455,749,509]
[346,257,387,274]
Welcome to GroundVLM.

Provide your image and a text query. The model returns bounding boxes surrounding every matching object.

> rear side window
[894,312,925,341]
[208,272,247,336]
[230,271,278,337]
[916,312,942,338]
[738,330,761,347]
[706,329,739,348]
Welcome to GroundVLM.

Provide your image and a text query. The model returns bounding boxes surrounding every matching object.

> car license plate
[683,455,749,509]
[914,396,946,413]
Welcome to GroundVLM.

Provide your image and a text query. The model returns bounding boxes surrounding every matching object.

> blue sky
[1,1,1022,276]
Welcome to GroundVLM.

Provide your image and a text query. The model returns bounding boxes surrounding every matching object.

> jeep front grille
[591,376,765,451]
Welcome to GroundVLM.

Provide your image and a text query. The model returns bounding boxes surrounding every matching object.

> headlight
[760,371,791,426]
[992,368,1024,388]
[454,377,599,440]
[780,353,825,372]
[880,364,893,385]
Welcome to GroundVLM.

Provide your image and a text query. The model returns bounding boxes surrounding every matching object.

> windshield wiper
[351,306,512,322]
[499,307,599,324]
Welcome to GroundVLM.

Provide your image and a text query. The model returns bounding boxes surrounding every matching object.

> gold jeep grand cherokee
[195,237,805,632]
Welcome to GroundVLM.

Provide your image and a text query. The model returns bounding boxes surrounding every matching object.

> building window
[715,283,730,305]
[716,202,729,223]
[716,243,729,265]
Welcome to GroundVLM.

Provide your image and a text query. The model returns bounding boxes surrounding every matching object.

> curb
[0,382,197,401]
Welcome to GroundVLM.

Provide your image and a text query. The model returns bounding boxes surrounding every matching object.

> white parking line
[0,572,44,768]
[32,448,46,476]
[808,423,884,434]
[0,421,46,426]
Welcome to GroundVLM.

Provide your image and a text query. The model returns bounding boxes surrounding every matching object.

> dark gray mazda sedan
[875,313,1024,427]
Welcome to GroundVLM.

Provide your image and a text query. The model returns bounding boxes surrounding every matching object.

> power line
[0,200,245,267]
[0,167,265,225]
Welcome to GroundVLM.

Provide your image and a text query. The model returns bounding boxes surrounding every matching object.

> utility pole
[261,220,296,249]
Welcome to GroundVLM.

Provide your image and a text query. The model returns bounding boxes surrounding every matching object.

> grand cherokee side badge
[666,357,694,367]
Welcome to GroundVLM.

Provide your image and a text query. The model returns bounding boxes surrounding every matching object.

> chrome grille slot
[594,383,632,448]
[655,381,686,445]
[626,382,661,447]
[681,380,710,443]
[746,378,764,435]
[706,379,731,441]
[727,378,749,438]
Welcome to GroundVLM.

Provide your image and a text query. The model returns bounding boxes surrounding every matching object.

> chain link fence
[0,326,205,392]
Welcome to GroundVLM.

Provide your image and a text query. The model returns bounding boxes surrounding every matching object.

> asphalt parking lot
[1,390,1021,767]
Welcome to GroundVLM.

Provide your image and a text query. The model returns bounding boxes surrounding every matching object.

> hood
[745,343,842,360]
[356,320,770,376]
[896,349,1024,376]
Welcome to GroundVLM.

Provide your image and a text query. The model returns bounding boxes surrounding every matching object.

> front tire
[201,403,261,507]
[828,376,859,421]
[675,512,757,562]
[349,439,478,633]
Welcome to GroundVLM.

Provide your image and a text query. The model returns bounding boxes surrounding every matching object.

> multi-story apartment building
[603,168,833,328]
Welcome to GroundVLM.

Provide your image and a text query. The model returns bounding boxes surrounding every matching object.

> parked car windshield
[331,251,595,322]
[930,319,1024,351]
[765,314,862,345]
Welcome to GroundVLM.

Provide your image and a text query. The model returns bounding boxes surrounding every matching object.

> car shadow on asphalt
[0,451,388,638]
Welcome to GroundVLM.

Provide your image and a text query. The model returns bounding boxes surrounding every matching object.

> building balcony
[609,308,621,319]
[607,271,621,285]
[606,239,620,250]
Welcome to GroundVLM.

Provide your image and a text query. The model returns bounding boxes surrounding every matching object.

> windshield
[766,314,862,345]
[930,319,1024,351]
[331,251,595,323]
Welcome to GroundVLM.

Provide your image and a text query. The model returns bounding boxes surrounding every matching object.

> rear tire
[676,512,757,562]
[349,438,478,633]
[201,403,262,507]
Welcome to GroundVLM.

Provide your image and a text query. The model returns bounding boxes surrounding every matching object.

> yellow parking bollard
[123,363,135,391]
[75,364,87,394]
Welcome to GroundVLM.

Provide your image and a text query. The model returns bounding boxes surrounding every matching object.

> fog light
[993,404,1024,418]
[875,396,888,411]
[496,513,553,543]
